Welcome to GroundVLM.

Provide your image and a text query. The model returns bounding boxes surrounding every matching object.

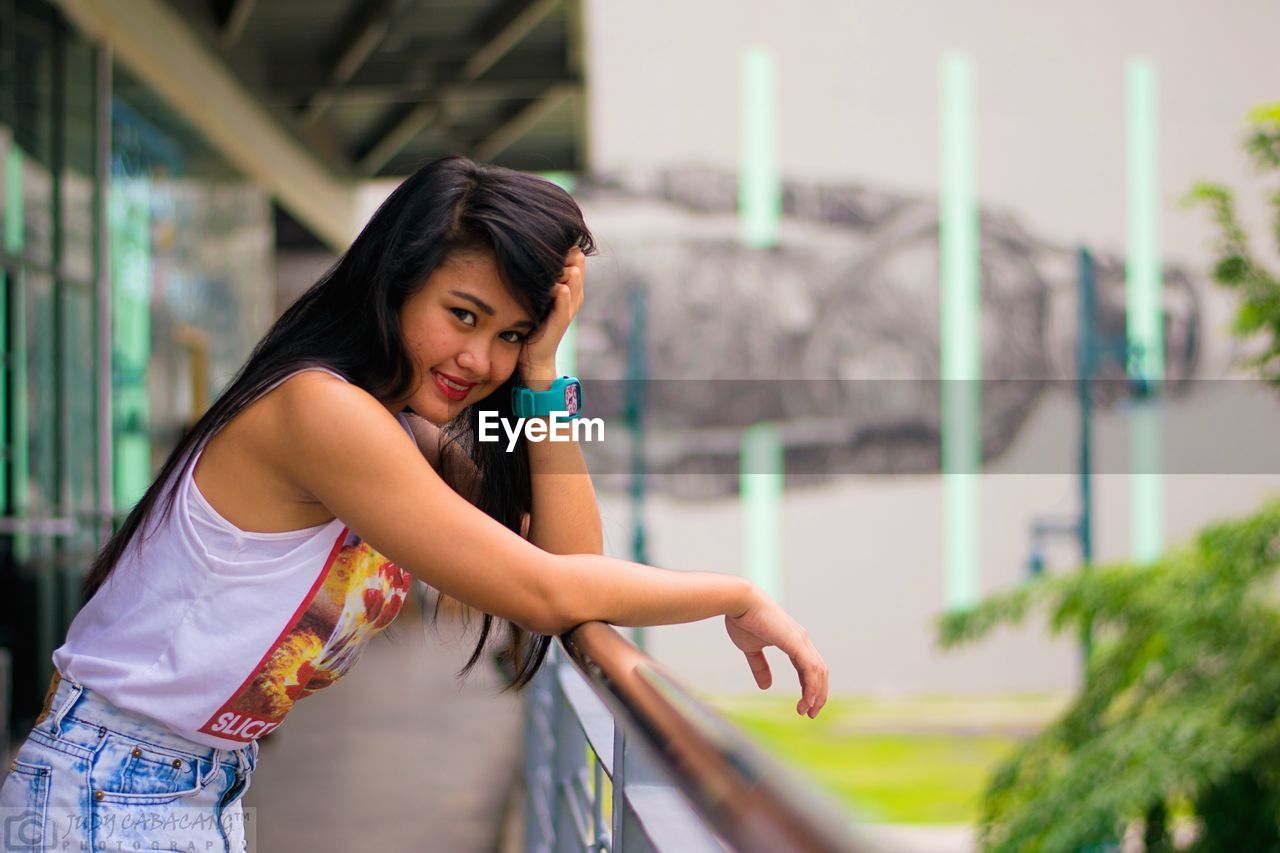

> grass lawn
[706,694,1067,825]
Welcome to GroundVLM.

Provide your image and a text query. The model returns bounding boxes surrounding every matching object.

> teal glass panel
[12,6,54,265]
[0,269,8,517]
[63,286,96,519]
[108,178,152,512]
[26,269,56,521]
[11,264,28,559]
[3,140,23,254]
[60,37,97,282]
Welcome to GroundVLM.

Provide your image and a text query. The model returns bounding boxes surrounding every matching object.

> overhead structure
[52,0,588,248]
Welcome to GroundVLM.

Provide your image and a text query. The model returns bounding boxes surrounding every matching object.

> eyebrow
[448,290,535,329]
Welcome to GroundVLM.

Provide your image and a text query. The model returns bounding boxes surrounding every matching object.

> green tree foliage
[1185,103,1280,385]
[939,503,1280,852]
[938,107,1280,851]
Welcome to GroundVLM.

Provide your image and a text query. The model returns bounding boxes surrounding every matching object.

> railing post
[592,760,607,852]
[524,645,557,853]
[611,723,628,853]
[527,626,862,852]
[553,662,591,850]
[612,724,668,853]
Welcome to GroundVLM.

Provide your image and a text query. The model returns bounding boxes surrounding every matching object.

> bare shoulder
[259,371,414,495]
[190,370,400,530]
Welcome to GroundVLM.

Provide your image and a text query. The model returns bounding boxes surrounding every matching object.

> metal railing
[522,622,867,852]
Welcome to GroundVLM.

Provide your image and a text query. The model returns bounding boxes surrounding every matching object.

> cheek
[404,316,449,362]
[493,347,522,381]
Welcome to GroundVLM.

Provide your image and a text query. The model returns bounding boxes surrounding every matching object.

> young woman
[0,156,828,852]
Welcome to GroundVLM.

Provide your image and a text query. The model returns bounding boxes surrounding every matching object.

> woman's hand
[520,247,586,389]
[725,587,829,718]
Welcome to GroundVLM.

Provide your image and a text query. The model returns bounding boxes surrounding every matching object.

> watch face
[564,382,580,416]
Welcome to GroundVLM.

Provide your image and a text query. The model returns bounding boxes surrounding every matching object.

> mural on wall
[572,168,1201,497]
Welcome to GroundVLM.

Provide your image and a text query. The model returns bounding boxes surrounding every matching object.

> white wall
[582,0,1280,695]
[586,0,1279,270]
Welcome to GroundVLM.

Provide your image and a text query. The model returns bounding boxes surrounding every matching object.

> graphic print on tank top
[199,529,412,742]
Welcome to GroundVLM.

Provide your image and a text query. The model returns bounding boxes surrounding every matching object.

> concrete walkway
[243,591,523,853]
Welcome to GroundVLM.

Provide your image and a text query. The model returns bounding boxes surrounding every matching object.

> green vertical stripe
[540,172,577,194]
[109,180,153,511]
[1131,410,1163,560]
[542,171,578,378]
[2,147,19,519]
[0,270,6,517]
[1125,59,1163,381]
[1126,58,1163,563]
[739,47,780,249]
[940,52,981,610]
[741,422,782,602]
[556,323,576,378]
[4,146,23,254]
[12,268,28,561]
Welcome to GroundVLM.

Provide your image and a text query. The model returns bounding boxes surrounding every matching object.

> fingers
[552,282,573,317]
[743,649,772,690]
[559,250,586,313]
[725,604,828,720]
[789,634,829,719]
[563,246,587,271]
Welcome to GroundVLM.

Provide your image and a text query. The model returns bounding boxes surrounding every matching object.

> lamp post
[1025,247,1127,666]
[625,284,649,651]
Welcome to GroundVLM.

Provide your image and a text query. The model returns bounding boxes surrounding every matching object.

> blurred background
[2,0,1279,850]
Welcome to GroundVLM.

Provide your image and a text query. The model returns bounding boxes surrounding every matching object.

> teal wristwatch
[512,376,583,419]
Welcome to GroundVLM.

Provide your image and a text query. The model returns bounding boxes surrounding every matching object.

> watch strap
[511,376,582,419]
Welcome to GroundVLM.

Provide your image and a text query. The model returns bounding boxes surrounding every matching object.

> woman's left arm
[409,414,602,555]
[520,247,604,556]
[521,387,604,555]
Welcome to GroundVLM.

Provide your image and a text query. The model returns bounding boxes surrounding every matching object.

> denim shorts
[0,672,257,852]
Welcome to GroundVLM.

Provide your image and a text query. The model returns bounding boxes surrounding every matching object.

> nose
[455,338,491,380]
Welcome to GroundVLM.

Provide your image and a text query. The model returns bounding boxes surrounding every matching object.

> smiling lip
[431,369,476,402]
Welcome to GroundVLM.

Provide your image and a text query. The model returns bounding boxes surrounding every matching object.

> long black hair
[84,156,596,689]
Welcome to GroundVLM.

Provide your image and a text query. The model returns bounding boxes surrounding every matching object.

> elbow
[526,555,586,636]
[530,597,582,638]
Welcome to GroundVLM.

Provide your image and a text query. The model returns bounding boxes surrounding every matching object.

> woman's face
[395,250,536,424]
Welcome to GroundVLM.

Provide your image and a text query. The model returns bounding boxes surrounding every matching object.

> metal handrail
[523,621,868,853]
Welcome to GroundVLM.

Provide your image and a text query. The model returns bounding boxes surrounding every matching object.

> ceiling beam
[355,0,565,175]
[53,0,357,249]
[291,77,579,107]
[474,82,575,162]
[463,0,561,81]
[357,102,442,175]
[219,0,256,48]
[301,0,397,128]
[269,55,564,93]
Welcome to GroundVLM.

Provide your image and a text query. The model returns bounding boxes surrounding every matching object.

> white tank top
[53,368,417,749]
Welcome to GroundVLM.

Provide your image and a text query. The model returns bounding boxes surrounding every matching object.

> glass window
[61,37,96,282]
[11,5,54,265]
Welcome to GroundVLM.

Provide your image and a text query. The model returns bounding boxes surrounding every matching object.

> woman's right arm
[273,374,827,716]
